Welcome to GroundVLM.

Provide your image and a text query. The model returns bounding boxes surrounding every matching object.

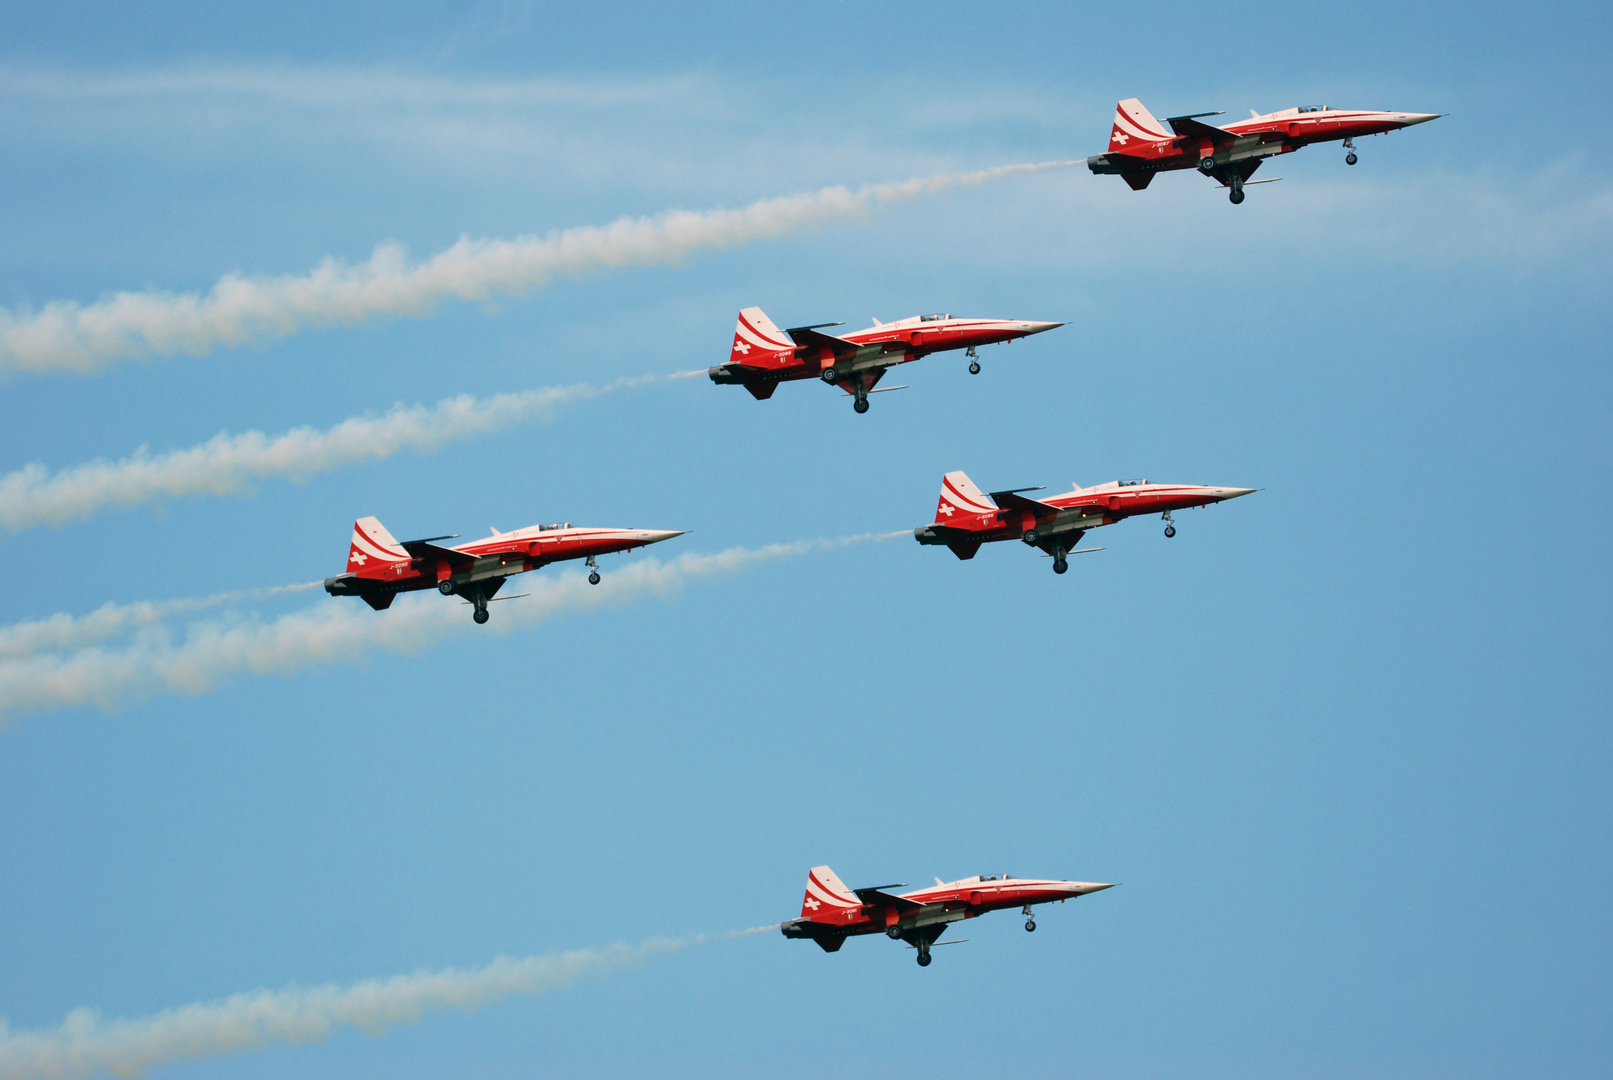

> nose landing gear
[1163,509,1177,538]
[966,345,980,375]
[1023,904,1036,932]
[586,554,601,585]
[1344,137,1358,166]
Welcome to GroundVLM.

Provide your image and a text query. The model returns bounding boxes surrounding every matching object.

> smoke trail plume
[0,534,900,722]
[0,582,319,660]
[0,375,672,533]
[0,162,1078,376]
[0,937,689,1080]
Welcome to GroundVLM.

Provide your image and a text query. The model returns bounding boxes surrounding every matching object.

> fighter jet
[1087,97,1441,203]
[708,306,1062,413]
[914,470,1254,573]
[781,865,1115,967]
[324,516,683,623]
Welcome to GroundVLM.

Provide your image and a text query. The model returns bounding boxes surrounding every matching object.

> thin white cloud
[0,163,1077,377]
[0,534,903,723]
[0,374,684,533]
[0,936,690,1080]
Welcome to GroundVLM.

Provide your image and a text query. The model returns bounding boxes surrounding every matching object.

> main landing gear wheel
[1198,156,1217,174]
[853,397,869,414]
[1025,919,1037,932]
[1229,186,1245,204]
[821,368,839,383]
[886,926,902,939]
[1053,556,1068,575]
[917,952,932,967]
[473,608,490,624]
[437,580,454,595]
[1022,529,1039,546]
[1346,151,1358,165]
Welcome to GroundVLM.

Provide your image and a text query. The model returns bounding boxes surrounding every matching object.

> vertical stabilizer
[348,516,410,579]
[732,307,794,365]
[936,471,999,522]
[1110,98,1172,151]
[801,866,863,923]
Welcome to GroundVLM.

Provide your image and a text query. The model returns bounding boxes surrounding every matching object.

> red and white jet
[324,516,683,623]
[915,470,1254,573]
[1087,97,1441,203]
[781,865,1115,967]
[708,306,1062,413]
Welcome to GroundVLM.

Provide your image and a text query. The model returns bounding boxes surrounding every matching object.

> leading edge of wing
[401,539,477,566]
[853,887,925,911]
[1166,115,1236,144]
[988,488,1057,517]
[785,325,861,356]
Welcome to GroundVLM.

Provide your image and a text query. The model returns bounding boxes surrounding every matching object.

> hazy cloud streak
[0,375,674,533]
[0,534,901,722]
[0,163,1078,376]
[0,937,688,1080]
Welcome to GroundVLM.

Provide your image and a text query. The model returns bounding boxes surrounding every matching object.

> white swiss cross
[351,551,368,565]
[938,503,955,517]
[733,338,751,354]
[1113,131,1129,144]
[804,897,821,911]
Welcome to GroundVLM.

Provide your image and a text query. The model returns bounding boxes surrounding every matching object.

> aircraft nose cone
[1024,321,1063,335]
[638,530,685,544]
[1399,112,1442,126]
[1212,487,1257,501]
[1078,882,1117,894]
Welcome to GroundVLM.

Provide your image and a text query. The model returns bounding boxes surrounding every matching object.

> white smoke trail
[0,375,673,533]
[0,582,320,660]
[0,162,1079,376]
[0,534,902,722]
[0,937,691,1080]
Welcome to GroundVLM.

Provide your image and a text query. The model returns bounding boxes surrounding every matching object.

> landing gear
[916,941,931,967]
[852,383,870,414]
[586,554,601,585]
[473,608,490,625]
[1053,551,1068,575]
[966,345,980,375]
[1198,156,1217,174]
[470,591,490,624]
[821,367,839,383]
[1023,904,1036,931]
[1344,137,1357,165]
[1163,509,1176,538]
[886,925,902,939]
[1022,529,1039,546]
[1228,178,1245,205]
[437,580,455,595]
[853,396,869,414]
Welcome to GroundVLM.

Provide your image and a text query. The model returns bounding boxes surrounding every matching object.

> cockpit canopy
[918,313,952,322]
[537,522,571,531]
[1117,478,1148,487]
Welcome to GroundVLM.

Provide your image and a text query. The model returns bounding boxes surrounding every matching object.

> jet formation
[1087,97,1441,203]
[915,470,1255,573]
[782,865,1115,967]
[708,306,1062,413]
[325,516,683,623]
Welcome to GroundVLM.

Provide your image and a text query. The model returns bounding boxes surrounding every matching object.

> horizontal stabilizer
[745,380,777,400]
[1167,115,1236,143]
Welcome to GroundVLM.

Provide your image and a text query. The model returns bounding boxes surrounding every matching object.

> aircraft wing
[1166,115,1237,144]
[401,538,477,567]
[785,326,863,357]
[989,489,1060,518]
[854,887,925,912]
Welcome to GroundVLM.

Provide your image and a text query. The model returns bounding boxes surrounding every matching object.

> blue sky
[0,2,1608,1078]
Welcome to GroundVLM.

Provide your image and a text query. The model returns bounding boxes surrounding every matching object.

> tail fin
[347,516,410,579]
[936,471,998,523]
[1110,98,1172,152]
[801,865,862,923]
[732,307,794,366]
